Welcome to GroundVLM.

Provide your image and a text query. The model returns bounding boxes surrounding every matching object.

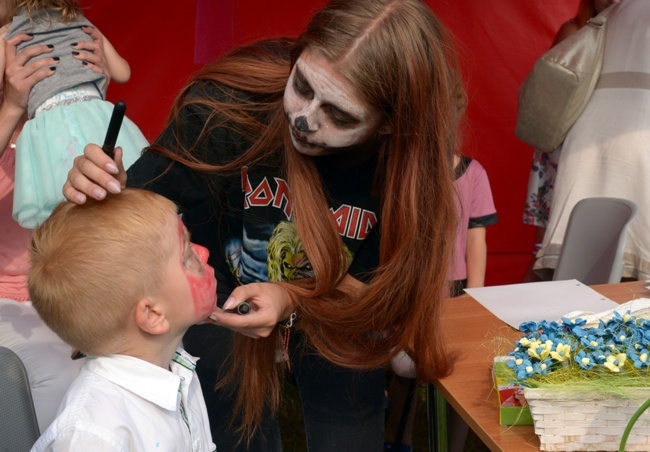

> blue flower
[561,317,586,329]
[515,359,535,379]
[590,320,609,338]
[519,321,540,334]
[532,359,553,375]
[580,334,604,350]
[508,312,650,381]
[591,349,608,364]
[628,349,650,369]
[574,350,596,370]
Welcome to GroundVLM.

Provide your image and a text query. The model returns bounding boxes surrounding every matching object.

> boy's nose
[193,243,209,264]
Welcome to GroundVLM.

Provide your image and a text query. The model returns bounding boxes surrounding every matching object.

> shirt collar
[85,347,199,412]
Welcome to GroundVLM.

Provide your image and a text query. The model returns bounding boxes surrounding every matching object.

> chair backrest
[0,346,40,451]
[553,197,638,285]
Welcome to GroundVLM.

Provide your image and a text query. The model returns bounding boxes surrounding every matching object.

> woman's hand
[62,143,127,204]
[3,33,57,115]
[74,26,110,84]
[207,283,296,339]
[76,26,131,84]
[0,33,57,155]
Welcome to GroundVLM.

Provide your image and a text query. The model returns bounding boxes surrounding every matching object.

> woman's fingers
[75,27,110,79]
[6,34,53,68]
[207,308,277,338]
[3,34,57,109]
[63,144,126,203]
[206,282,295,338]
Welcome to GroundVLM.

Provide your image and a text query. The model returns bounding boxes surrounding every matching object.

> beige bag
[515,4,618,153]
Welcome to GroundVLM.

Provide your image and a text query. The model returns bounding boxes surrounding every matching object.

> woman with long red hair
[64,0,464,449]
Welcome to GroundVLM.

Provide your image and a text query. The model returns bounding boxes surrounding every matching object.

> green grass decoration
[496,312,650,396]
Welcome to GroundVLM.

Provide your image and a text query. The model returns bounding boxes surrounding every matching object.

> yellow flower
[550,343,571,362]
[603,354,627,372]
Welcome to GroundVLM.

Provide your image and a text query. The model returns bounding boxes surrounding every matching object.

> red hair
[149,0,462,441]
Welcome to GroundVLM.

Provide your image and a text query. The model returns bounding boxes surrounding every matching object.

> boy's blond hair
[29,189,178,355]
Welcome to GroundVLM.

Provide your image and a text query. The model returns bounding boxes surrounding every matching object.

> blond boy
[29,189,216,451]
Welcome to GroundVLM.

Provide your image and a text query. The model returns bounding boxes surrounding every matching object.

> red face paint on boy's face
[185,243,217,318]
[176,218,217,319]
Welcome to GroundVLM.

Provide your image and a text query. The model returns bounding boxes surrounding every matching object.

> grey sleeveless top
[7,9,108,118]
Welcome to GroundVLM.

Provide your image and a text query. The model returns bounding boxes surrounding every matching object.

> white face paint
[283,47,385,157]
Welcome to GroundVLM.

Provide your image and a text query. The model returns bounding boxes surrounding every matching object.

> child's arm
[465,226,487,288]
[100,34,130,83]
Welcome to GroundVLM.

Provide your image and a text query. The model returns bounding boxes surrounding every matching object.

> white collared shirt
[32,348,215,452]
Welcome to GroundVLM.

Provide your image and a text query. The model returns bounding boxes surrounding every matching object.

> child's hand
[207,282,296,338]
[3,33,57,114]
[63,143,126,204]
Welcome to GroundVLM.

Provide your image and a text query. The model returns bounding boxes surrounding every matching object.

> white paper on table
[463,279,618,330]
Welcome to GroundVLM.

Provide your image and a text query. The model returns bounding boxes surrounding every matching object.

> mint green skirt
[13,98,148,228]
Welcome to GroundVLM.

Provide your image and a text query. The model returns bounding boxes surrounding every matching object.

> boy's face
[161,217,217,327]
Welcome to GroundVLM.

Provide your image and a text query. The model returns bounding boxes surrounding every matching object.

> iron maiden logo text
[242,167,376,240]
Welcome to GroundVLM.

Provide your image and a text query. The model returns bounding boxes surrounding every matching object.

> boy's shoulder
[31,365,133,451]
[32,353,214,452]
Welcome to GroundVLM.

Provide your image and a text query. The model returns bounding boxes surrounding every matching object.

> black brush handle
[102,101,126,159]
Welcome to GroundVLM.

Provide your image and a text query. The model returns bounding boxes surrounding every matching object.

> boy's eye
[181,231,202,272]
[183,247,202,273]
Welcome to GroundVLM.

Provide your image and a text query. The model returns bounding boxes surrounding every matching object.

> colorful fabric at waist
[35,82,101,116]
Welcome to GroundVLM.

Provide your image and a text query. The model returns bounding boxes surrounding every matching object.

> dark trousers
[187,325,386,451]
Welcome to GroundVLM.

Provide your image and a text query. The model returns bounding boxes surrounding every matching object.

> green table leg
[426,383,448,452]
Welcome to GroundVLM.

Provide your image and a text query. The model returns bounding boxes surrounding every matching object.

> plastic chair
[553,197,638,285]
[0,346,40,451]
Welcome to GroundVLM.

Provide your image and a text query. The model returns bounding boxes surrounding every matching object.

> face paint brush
[225,301,251,315]
[102,101,126,159]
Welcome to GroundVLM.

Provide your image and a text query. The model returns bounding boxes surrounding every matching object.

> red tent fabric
[82,0,579,286]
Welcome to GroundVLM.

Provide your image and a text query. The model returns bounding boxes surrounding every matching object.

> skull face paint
[283,47,385,156]
[295,115,309,132]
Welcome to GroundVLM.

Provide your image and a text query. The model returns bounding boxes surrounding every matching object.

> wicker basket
[524,387,650,451]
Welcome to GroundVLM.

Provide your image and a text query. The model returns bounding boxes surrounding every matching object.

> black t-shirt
[127,82,381,310]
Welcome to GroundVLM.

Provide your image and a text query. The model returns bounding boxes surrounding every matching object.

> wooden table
[433,280,648,452]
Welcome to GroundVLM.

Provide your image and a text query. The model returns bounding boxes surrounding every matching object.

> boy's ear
[134,298,170,335]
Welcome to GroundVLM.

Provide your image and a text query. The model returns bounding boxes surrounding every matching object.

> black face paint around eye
[295,115,309,132]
